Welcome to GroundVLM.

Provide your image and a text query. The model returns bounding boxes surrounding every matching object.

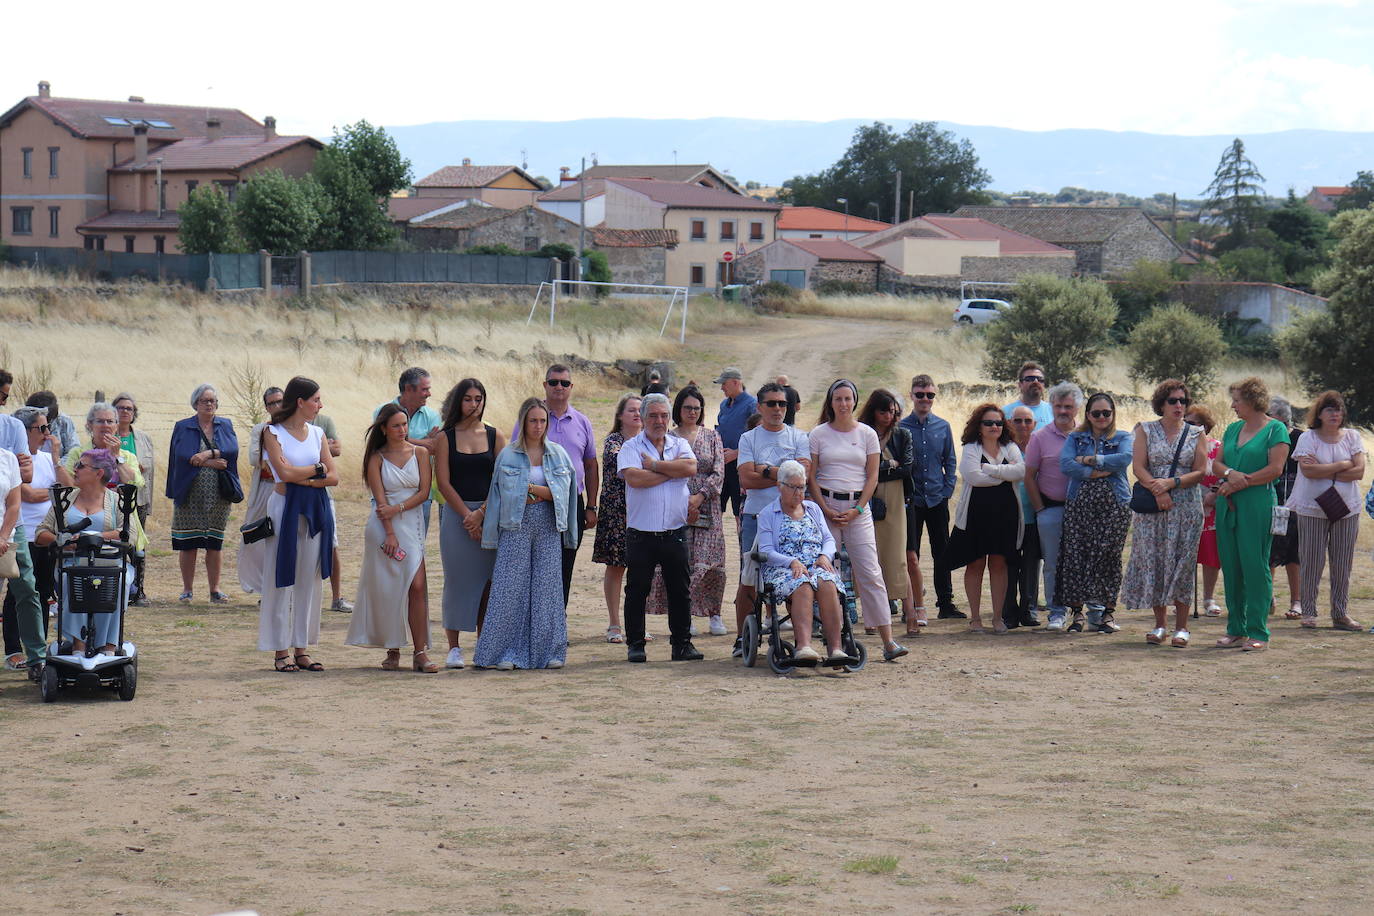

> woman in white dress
[347,404,435,671]
[258,377,338,673]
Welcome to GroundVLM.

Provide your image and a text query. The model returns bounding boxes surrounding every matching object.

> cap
[714,367,743,383]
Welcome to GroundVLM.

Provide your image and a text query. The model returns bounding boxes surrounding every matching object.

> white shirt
[0,449,20,542]
[19,450,55,534]
[617,431,694,532]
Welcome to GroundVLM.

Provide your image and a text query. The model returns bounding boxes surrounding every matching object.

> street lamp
[836,197,848,239]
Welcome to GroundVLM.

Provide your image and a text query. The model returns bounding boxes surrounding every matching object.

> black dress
[941,456,1020,569]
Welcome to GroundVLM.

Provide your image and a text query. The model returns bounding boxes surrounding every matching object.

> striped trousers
[1295,513,1360,620]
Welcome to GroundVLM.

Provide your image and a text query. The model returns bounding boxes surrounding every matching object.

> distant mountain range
[385,118,1374,201]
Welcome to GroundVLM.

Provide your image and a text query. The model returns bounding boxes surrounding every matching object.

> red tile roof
[386,197,486,222]
[416,206,519,230]
[918,215,1072,255]
[785,239,883,262]
[590,227,679,248]
[777,206,888,232]
[609,178,779,211]
[111,135,320,172]
[415,164,541,189]
[538,179,607,202]
[77,210,181,232]
[0,95,262,139]
[1312,186,1351,196]
[580,164,742,193]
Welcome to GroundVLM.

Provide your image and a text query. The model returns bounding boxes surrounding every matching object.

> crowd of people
[1,359,1370,676]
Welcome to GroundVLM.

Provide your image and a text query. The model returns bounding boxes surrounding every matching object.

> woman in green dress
[1211,377,1289,651]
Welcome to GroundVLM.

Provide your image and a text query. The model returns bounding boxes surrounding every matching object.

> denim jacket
[481,440,578,550]
[1059,429,1134,504]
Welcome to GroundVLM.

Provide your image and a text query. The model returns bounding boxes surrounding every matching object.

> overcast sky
[6,0,1372,139]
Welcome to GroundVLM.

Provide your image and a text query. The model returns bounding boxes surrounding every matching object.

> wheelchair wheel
[40,664,58,703]
[767,638,795,676]
[118,660,137,701]
[742,615,760,667]
[844,639,868,673]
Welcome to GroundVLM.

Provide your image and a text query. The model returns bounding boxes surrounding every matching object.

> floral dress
[591,432,628,566]
[1122,422,1203,608]
[648,426,726,617]
[761,514,847,601]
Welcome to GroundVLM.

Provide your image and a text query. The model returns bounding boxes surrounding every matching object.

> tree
[1267,193,1330,285]
[309,147,396,250]
[1280,208,1374,421]
[177,185,243,254]
[1201,138,1267,247]
[235,169,320,254]
[784,122,990,222]
[1110,259,1175,342]
[1335,170,1374,212]
[329,120,412,199]
[1127,303,1225,394]
[983,274,1118,385]
[1218,245,1285,284]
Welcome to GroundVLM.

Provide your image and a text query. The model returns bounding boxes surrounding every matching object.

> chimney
[462,157,472,167]
[133,124,149,166]
[1009,195,1032,208]
[37,80,51,98]
[559,166,571,183]
[263,116,277,140]
[128,95,144,103]
[205,117,221,142]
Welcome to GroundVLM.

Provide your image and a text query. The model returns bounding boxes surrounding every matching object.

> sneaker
[546,659,564,669]
[330,598,354,613]
[494,660,515,671]
[445,647,465,669]
[1085,605,1105,629]
[731,637,744,659]
[689,621,699,636]
[627,645,647,663]
[708,615,727,636]
[1046,613,1067,631]
[882,642,909,661]
[937,604,968,619]
[780,618,794,631]
[671,641,704,661]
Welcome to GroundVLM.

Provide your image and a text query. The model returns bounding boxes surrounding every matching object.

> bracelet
[856,504,866,515]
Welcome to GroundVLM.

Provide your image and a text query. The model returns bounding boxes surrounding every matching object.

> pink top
[1024,423,1070,501]
[808,422,880,492]
[1286,428,1365,518]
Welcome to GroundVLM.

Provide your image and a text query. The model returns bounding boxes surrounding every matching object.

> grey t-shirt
[738,424,810,515]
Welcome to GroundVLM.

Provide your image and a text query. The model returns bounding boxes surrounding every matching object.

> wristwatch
[586,505,598,513]
[762,465,773,480]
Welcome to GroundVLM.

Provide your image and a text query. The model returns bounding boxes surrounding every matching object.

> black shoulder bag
[1129,424,1188,514]
[200,426,244,504]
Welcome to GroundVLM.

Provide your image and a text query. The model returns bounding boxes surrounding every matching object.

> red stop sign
[722,251,734,262]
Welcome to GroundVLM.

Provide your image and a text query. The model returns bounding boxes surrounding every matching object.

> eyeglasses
[91,417,117,425]
[74,462,89,471]
[197,399,219,407]
[981,419,1004,427]
[761,400,787,408]
[115,404,136,412]
[1165,397,1191,406]
[1089,409,1114,419]
[265,400,283,409]
[910,392,936,400]
[544,378,572,388]
[780,482,806,491]
[35,424,50,432]
[1011,418,1036,425]
[1021,375,1045,384]
[681,404,702,412]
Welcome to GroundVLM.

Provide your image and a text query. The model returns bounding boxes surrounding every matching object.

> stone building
[951,206,1189,275]
[735,238,889,290]
[857,215,1074,282]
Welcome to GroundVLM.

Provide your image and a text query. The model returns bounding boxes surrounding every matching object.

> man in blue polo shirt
[714,367,756,522]
[900,373,961,619]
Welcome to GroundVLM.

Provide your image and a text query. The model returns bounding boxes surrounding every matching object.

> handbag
[0,543,18,579]
[1314,484,1350,522]
[200,426,244,504]
[240,515,274,544]
[1271,504,1292,536]
[1130,423,1189,514]
[869,495,887,521]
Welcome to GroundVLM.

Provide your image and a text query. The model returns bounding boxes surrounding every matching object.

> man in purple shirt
[1023,381,1082,630]
[618,393,702,663]
[539,364,600,608]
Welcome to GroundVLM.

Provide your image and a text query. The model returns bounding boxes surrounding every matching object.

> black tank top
[448,425,497,501]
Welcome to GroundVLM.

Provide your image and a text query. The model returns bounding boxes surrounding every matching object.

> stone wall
[1055,242,1103,275]
[1101,214,1181,275]
[597,245,667,287]
[959,255,1073,282]
[811,259,881,289]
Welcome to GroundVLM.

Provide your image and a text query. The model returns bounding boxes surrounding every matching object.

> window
[524,236,539,251]
[770,269,806,289]
[154,236,165,254]
[690,219,705,241]
[48,206,59,238]
[103,116,130,127]
[719,220,736,241]
[186,179,199,196]
[48,147,59,178]
[84,234,105,251]
[690,264,705,286]
[718,261,735,284]
[21,148,32,178]
[749,221,764,241]
[215,180,238,202]
[809,233,822,239]
[124,236,136,253]
[11,207,32,235]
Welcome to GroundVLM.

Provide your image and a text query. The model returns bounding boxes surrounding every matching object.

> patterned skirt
[171,468,231,551]
[1055,478,1131,609]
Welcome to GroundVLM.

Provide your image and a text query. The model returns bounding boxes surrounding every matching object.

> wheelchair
[739,548,867,675]
[38,484,139,703]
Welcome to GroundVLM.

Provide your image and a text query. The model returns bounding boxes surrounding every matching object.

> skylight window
[104,116,130,126]
[146,119,173,129]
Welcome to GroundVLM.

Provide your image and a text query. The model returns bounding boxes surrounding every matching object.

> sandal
[294,653,324,672]
[209,591,230,603]
[1242,640,1268,652]
[1215,634,1246,648]
[178,591,193,603]
[5,653,27,670]
[1204,600,1222,617]
[273,654,299,672]
[381,650,401,671]
[1171,629,1190,648]
[1146,627,1167,645]
[1300,617,1318,629]
[1067,613,1085,633]
[1333,617,1364,632]
[605,626,625,644]
[412,650,438,673]
[913,605,928,627]
[1283,604,1303,620]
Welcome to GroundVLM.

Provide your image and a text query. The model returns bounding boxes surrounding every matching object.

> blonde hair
[514,397,549,452]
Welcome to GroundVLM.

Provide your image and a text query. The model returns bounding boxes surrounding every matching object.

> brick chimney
[462,157,472,167]
[559,166,571,183]
[133,124,149,166]
[37,80,51,98]
[205,117,221,142]
[263,116,277,140]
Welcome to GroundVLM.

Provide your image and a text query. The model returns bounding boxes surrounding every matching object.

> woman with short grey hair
[166,383,240,603]
[112,392,155,604]
[61,402,143,489]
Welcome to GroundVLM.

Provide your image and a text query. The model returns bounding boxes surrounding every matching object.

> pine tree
[1201,138,1266,247]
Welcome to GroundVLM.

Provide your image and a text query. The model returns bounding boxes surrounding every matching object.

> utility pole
[908,189,914,223]
[578,155,586,261]
[893,170,901,225]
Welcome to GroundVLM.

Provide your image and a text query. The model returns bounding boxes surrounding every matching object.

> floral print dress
[648,426,726,617]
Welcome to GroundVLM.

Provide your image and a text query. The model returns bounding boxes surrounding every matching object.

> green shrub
[983,274,1118,384]
[464,243,524,256]
[814,279,872,295]
[584,249,611,298]
[1127,303,1225,394]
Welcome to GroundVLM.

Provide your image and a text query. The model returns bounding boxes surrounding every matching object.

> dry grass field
[3,270,1374,915]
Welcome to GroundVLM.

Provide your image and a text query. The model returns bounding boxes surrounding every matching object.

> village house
[411,161,545,208]
[735,238,889,290]
[951,205,1189,276]
[1304,185,1351,213]
[0,82,318,254]
[776,205,888,241]
[575,163,740,193]
[856,214,1074,281]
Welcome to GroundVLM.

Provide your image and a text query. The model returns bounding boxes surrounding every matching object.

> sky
[5,0,1374,139]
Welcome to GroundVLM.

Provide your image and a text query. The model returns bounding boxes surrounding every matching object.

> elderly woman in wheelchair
[755,459,858,667]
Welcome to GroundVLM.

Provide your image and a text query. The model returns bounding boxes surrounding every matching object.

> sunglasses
[265,401,283,409]
[981,419,1004,427]
[761,400,787,408]
[910,392,936,400]
[545,379,572,388]
[33,424,51,432]
[74,462,89,471]
[1011,418,1036,425]
[1089,409,1114,419]
[1165,397,1190,406]
[1021,376,1045,384]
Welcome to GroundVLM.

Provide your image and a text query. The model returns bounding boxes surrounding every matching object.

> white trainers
[689,621,699,636]
[445,647,465,669]
[495,660,515,671]
[708,615,727,636]
[1046,613,1067,631]
[1204,599,1221,617]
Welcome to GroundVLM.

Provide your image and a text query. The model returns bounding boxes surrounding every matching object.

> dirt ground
[4,312,1374,915]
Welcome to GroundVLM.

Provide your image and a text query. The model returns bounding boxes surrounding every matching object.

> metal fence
[209,253,259,290]
[311,251,554,286]
[4,246,209,286]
